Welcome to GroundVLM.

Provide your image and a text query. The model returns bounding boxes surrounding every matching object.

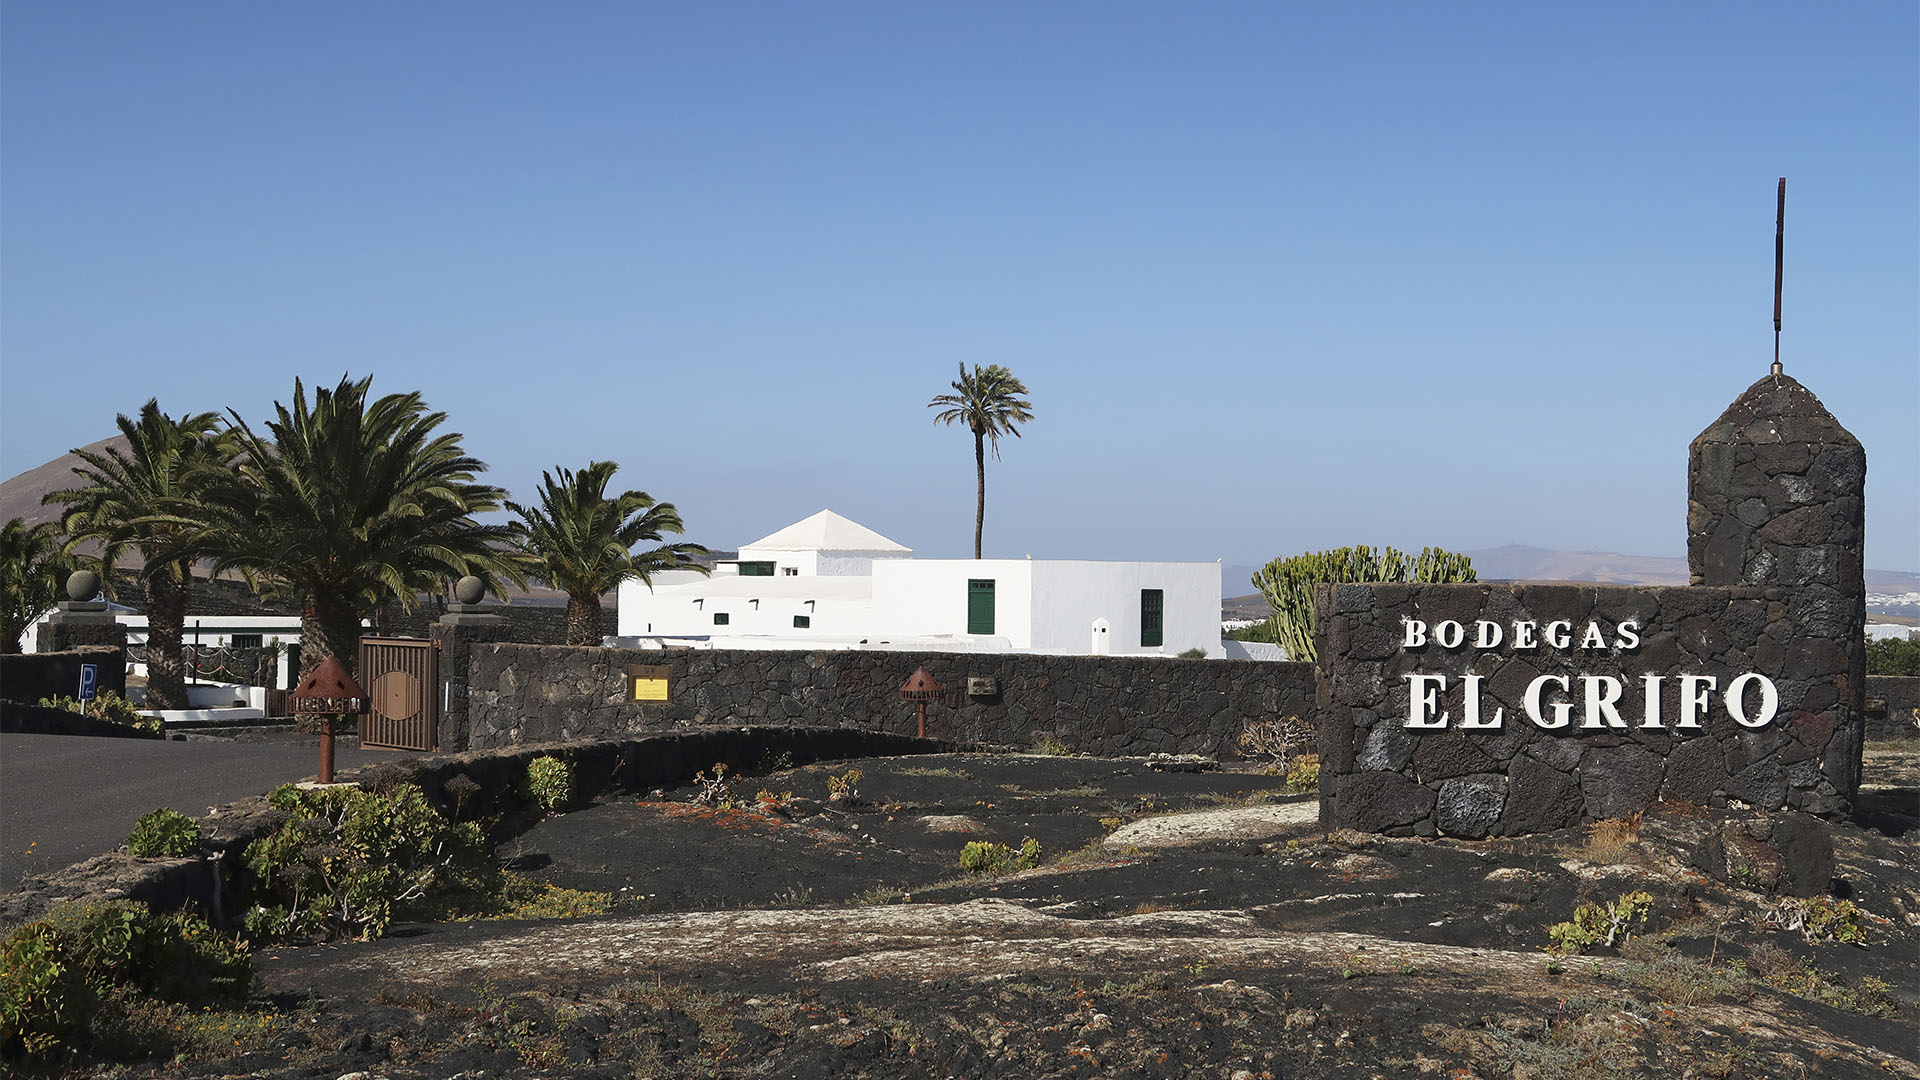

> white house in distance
[616,509,1226,657]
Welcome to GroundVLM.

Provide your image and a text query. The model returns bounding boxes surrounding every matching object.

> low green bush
[37,692,159,734]
[127,808,200,858]
[1285,755,1321,793]
[0,900,249,1062]
[525,755,576,812]
[959,838,1042,875]
[242,782,486,943]
[1866,636,1920,676]
[1547,890,1654,954]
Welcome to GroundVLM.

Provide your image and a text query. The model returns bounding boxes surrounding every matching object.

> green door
[967,579,996,635]
[1140,589,1164,647]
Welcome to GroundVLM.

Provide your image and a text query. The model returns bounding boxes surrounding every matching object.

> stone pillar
[36,570,128,653]
[1688,372,1866,811]
[429,576,510,752]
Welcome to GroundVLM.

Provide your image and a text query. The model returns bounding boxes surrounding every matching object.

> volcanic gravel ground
[61,749,1920,1078]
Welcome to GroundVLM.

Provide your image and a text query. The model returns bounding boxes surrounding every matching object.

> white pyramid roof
[742,510,912,553]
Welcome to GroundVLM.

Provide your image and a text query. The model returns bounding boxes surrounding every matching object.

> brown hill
[0,435,124,530]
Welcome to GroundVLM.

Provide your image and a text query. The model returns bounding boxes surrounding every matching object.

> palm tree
[508,461,710,646]
[44,402,225,706]
[0,518,73,654]
[928,362,1034,558]
[191,376,526,677]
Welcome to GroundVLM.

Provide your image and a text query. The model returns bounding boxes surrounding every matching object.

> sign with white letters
[1399,618,1779,731]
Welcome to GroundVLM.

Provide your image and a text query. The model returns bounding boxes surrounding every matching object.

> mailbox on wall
[629,664,670,702]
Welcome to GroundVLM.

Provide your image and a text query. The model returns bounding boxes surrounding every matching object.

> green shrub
[242,782,486,942]
[1765,896,1869,945]
[1866,636,1920,676]
[0,900,249,1062]
[37,692,159,734]
[826,768,863,801]
[1176,647,1207,659]
[525,755,576,812]
[1546,890,1654,954]
[127,808,200,858]
[1285,755,1321,793]
[959,838,1042,875]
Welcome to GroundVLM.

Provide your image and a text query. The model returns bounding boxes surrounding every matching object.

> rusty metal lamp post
[291,655,367,784]
[898,666,941,739]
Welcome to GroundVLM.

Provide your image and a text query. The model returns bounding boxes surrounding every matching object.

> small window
[1140,589,1164,647]
[782,567,799,576]
[713,612,730,626]
[967,579,996,635]
[230,634,264,649]
[793,615,811,629]
[738,561,775,577]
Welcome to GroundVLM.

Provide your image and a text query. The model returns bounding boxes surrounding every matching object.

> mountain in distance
[0,435,124,531]
[1223,544,1920,619]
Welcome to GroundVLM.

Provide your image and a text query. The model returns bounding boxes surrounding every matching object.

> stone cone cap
[1692,373,1860,449]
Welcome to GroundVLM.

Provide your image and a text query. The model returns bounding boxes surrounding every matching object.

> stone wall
[0,647,128,706]
[1313,583,1857,837]
[1866,676,1920,741]
[463,644,1316,757]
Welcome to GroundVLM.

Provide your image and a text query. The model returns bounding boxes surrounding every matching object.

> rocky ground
[74,748,1920,1078]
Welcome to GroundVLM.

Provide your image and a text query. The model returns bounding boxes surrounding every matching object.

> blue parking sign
[78,663,98,701]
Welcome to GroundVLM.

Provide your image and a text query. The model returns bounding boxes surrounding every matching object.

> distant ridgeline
[1313,374,1867,836]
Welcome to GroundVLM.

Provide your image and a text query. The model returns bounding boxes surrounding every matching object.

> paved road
[0,733,421,893]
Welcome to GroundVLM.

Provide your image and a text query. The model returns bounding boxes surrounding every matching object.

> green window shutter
[1141,589,1164,647]
[967,579,996,635]
[738,561,775,577]
[713,612,730,626]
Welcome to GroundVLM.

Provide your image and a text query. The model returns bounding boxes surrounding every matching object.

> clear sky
[3,3,1915,575]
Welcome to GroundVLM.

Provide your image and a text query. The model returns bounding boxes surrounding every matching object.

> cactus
[1251,545,1475,663]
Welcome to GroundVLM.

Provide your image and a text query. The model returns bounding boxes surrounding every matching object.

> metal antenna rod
[1773,177,1786,376]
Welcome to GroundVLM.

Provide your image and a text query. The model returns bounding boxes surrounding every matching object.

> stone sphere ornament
[66,570,101,602]
[454,576,487,605]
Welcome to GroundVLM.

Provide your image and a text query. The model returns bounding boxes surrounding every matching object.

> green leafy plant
[1546,890,1654,955]
[1285,754,1321,793]
[127,808,201,858]
[37,691,159,734]
[0,900,249,1062]
[959,837,1042,875]
[524,755,576,813]
[826,768,863,804]
[1251,545,1475,663]
[242,782,486,942]
[1764,896,1869,945]
[1176,647,1207,659]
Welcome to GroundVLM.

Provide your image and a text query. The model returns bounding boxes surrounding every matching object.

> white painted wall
[871,559,1035,648]
[617,575,872,639]
[1026,560,1223,658]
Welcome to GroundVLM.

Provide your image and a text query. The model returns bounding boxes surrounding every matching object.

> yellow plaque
[628,664,670,702]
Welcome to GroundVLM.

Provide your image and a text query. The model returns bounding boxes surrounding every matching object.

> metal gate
[357,637,439,751]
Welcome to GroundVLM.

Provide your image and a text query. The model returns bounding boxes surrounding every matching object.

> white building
[616,509,1226,657]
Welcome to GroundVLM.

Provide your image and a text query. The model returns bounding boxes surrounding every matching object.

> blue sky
[3,3,1915,575]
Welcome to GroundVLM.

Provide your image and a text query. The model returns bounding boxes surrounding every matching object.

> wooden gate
[357,637,439,751]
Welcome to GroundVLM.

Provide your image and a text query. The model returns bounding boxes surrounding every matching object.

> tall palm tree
[508,461,710,646]
[928,363,1034,558]
[0,518,73,655]
[191,376,526,677]
[44,402,225,706]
